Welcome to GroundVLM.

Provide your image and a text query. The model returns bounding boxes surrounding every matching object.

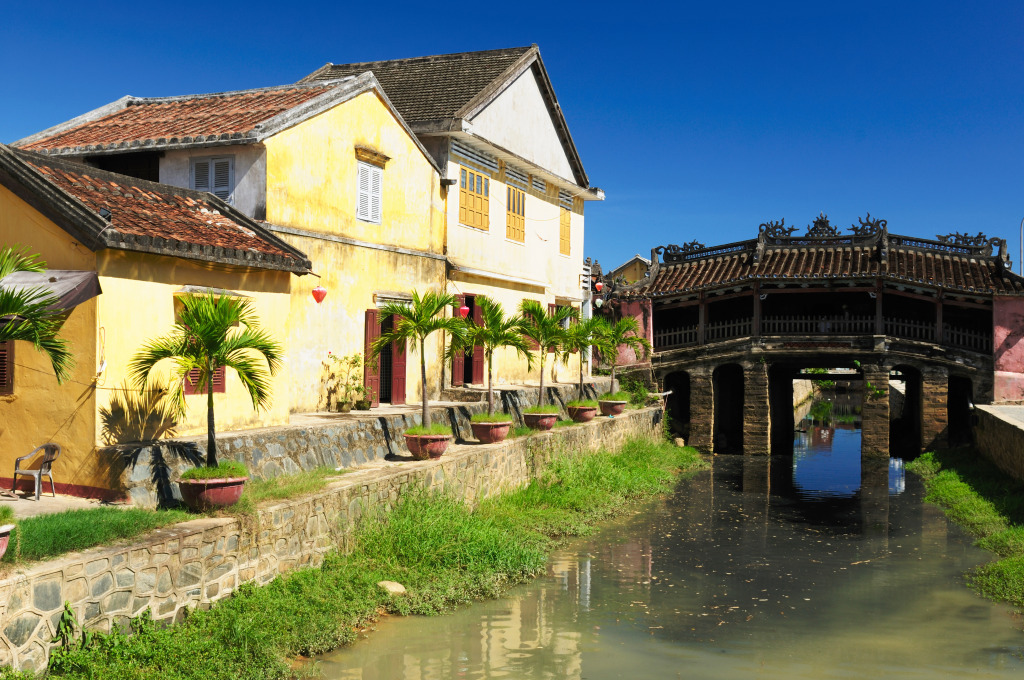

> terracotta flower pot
[567,406,597,423]
[404,434,451,460]
[524,413,558,430]
[471,421,512,444]
[178,477,247,512]
[599,400,628,416]
[0,524,15,560]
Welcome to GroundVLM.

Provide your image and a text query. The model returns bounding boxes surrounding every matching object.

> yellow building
[607,254,652,284]
[301,46,604,388]
[0,144,310,498]
[18,76,447,409]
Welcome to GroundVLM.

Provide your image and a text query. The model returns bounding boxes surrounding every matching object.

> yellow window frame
[559,207,571,256]
[506,185,525,242]
[459,166,489,231]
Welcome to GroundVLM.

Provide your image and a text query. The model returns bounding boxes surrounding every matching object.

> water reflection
[320,423,1024,679]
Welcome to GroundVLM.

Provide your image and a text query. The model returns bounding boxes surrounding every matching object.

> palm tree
[519,300,574,407]
[0,246,74,382]
[372,290,466,428]
[596,316,653,390]
[128,294,283,468]
[450,296,533,416]
[562,315,608,400]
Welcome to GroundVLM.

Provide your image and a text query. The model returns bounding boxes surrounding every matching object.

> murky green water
[319,409,1024,679]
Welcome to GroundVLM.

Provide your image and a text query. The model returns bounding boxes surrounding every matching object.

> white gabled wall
[159,145,268,220]
[467,68,576,183]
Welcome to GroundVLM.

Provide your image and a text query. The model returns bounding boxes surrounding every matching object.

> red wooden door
[548,303,558,353]
[391,326,407,405]
[363,309,380,407]
[471,301,485,384]
[452,295,466,386]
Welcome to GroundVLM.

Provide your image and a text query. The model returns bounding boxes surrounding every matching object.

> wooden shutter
[391,317,407,405]
[193,159,211,193]
[560,207,571,255]
[451,295,465,386]
[356,163,371,221]
[212,158,232,200]
[506,186,525,242]
[471,302,485,384]
[364,309,380,407]
[183,366,226,395]
[0,342,13,395]
[369,165,382,223]
[459,166,489,230]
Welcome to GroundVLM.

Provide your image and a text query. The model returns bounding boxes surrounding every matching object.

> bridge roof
[620,216,1024,300]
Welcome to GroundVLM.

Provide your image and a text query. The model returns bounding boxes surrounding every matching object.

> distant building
[606,253,651,284]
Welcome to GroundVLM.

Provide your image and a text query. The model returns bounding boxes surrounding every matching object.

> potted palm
[562,316,607,423]
[519,301,574,430]
[129,293,282,510]
[596,316,652,416]
[452,296,532,444]
[372,290,467,459]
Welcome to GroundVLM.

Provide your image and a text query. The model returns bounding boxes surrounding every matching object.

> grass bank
[906,448,1024,606]
[22,436,704,680]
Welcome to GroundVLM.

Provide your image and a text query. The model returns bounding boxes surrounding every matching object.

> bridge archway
[948,375,974,446]
[664,371,691,440]
[890,365,922,455]
[713,364,744,453]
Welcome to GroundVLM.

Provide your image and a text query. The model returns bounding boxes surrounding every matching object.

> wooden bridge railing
[654,314,992,353]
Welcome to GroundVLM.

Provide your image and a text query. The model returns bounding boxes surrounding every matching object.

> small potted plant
[599,391,630,416]
[566,399,599,423]
[329,352,365,413]
[403,424,452,460]
[353,385,372,411]
[178,460,249,511]
[471,412,514,444]
[0,506,16,561]
[523,404,559,430]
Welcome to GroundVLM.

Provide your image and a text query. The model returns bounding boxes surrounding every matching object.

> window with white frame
[356,161,383,223]
[191,156,234,202]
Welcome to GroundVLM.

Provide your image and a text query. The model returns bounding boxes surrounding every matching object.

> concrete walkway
[0,491,127,519]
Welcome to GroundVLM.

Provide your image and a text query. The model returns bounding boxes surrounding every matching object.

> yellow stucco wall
[263,90,447,412]
[0,185,106,494]
[95,250,293,441]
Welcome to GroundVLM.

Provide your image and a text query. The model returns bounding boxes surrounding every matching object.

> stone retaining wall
[974,406,1024,480]
[112,379,611,508]
[0,406,660,672]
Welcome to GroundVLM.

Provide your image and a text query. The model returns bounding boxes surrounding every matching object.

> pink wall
[611,299,653,366]
[993,297,1024,401]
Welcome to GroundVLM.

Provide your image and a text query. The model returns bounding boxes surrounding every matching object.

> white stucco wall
[467,68,576,183]
[159,145,268,220]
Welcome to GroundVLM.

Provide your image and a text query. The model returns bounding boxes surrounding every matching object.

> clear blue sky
[3,1,1022,272]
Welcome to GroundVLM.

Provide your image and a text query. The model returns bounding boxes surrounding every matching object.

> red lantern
[595,281,603,292]
[311,286,327,304]
[459,303,470,318]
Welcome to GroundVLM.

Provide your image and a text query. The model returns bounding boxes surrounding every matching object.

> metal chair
[13,444,60,500]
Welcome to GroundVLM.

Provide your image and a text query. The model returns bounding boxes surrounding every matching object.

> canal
[319,399,1024,678]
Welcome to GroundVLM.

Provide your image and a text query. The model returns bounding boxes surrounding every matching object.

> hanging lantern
[311,285,327,304]
[595,281,603,292]
[459,303,470,318]
[594,298,604,309]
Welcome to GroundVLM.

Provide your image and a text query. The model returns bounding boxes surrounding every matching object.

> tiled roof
[2,147,310,273]
[634,230,1024,298]
[300,46,533,123]
[18,84,337,154]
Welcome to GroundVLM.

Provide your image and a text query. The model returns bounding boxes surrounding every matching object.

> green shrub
[405,424,452,436]
[524,405,559,414]
[181,461,249,480]
[620,376,651,407]
[470,412,513,423]
[0,505,14,526]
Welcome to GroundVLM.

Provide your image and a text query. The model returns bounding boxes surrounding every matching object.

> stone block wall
[974,406,1024,480]
[0,407,661,672]
[111,380,611,508]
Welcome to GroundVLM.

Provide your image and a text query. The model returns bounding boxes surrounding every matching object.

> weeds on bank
[37,436,704,680]
[906,448,1024,606]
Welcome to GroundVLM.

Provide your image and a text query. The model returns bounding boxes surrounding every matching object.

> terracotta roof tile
[20,85,335,153]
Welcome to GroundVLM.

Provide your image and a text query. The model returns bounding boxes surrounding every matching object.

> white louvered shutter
[356,162,372,221]
[369,165,382,223]
[212,158,232,201]
[193,159,211,193]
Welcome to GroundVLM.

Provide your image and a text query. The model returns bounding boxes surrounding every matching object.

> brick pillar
[921,366,949,452]
[743,361,771,455]
[689,366,714,452]
[861,365,890,458]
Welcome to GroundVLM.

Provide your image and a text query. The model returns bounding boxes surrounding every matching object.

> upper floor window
[559,207,571,256]
[506,185,525,242]
[356,161,383,224]
[191,156,234,202]
[459,166,489,231]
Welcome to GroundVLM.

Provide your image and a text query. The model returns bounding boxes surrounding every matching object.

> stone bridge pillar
[689,366,714,452]
[921,366,949,451]
[743,361,771,455]
[861,364,890,458]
